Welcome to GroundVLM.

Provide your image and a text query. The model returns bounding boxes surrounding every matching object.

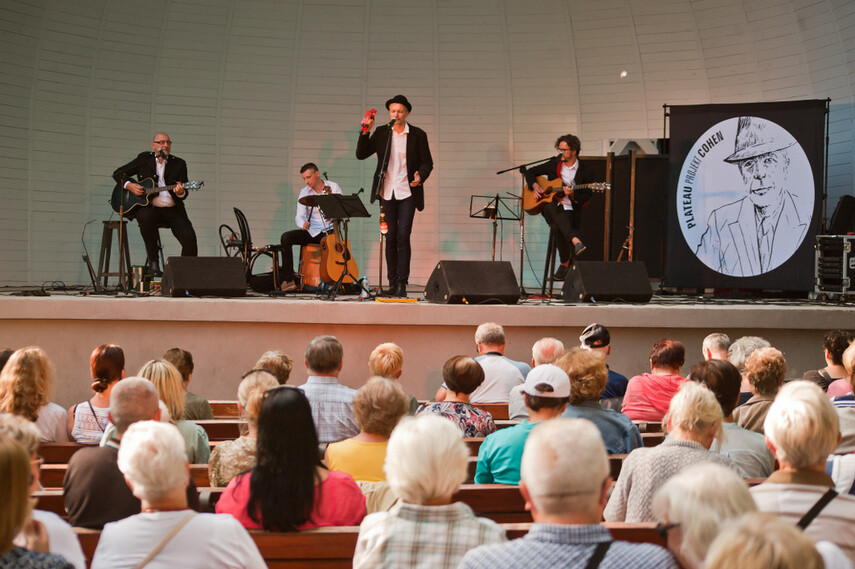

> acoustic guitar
[522,176,610,215]
[320,220,359,285]
[110,177,204,216]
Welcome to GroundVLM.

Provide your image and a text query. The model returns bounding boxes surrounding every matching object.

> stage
[0,290,851,407]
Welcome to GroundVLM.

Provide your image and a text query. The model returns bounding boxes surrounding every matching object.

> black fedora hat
[385,94,412,112]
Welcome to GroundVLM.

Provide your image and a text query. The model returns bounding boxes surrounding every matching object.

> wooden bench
[39,463,211,489]
[41,441,224,465]
[73,522,664,567]
[633,421,663,433]
[210,400,241,419]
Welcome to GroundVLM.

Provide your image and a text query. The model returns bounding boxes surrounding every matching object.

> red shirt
[215,469,366,530]
[621,373,688,422]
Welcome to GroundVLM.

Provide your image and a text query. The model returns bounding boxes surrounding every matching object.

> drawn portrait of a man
[695,117,810,276]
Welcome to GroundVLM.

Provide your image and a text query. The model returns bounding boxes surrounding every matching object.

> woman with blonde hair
[0,347,68,442]
[0,432,73,568]
[138,359,210,463]
[67,344,124,444]
[208,369,279,487]
[605,381,739,522]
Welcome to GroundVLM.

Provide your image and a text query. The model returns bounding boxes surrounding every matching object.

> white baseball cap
[522,364,571,399]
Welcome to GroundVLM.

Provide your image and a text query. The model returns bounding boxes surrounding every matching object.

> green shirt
[474,421,536,485]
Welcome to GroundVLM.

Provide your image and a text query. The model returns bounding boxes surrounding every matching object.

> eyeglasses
[29,455,44,485]
[655,522,680,541]
[153,140,172,145]
[558,147,572,152]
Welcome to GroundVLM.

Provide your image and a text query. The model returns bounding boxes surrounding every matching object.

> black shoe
[552,264,568,281]
[574,241,587,256]
[385,283,398,297]
[146,259,162,278]
[397,283,408,298]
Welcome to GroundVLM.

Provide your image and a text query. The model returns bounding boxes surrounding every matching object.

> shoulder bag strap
[797,488,838,530]
[132,511,196,569]
[584,541,612,569]
[87,400,106,432]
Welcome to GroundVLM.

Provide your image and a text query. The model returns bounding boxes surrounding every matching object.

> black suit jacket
[524,157,596,208]
[355,124,433,211]
[112,152,190,218]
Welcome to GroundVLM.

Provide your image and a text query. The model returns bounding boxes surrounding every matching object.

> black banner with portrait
[664,100,825,291]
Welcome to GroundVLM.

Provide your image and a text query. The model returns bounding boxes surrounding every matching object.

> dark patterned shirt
[417,402,496,438]
[0,547,73,569]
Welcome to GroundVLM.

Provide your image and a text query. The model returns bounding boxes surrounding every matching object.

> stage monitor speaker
[162,256,247,297]
[424,261,520,305]
[563,261,652,303]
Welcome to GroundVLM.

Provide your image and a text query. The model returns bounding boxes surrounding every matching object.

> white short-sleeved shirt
[14,510,86,569]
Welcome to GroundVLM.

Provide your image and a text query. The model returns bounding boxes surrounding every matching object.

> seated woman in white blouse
[67,344,125,444]
[90,420,265,569]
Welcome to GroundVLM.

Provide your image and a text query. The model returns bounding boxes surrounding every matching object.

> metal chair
[219,208,284,290]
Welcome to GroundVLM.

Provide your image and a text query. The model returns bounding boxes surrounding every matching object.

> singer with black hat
[111,132,197,276]
[356,94,433,298]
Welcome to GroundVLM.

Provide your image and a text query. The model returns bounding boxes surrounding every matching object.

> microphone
[388,118,397,128]
[155,148,163,158]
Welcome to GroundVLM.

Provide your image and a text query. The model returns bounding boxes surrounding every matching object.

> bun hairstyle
[238,370,279,426]
[90,344,124,393]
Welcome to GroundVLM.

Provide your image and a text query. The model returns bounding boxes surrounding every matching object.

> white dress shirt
[558,161,578,210]
[295,180,342,237]
[381,123,411,200]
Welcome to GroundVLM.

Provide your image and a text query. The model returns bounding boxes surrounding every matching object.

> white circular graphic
[678,116,814,277]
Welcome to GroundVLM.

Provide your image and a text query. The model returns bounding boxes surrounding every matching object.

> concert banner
[665,100,825,291]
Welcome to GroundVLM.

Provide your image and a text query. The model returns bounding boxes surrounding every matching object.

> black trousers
[382,196,416,286]
[135,205,197,263]
[280,229,324,282]
[541,203,581,264]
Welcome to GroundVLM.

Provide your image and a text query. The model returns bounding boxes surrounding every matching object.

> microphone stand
[496,155,555,297]
[374,120,395,296]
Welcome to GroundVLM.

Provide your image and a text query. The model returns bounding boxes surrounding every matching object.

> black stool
[541,227,560,297]
[97,220,132,289]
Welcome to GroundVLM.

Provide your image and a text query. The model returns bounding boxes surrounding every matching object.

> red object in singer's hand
[361,108,377,132]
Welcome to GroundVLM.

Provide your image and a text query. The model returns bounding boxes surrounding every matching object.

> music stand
[470,195,521,261]
[314,194,371,300]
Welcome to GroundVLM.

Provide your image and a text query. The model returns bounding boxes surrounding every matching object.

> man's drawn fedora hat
[724,116,794,163]
[385,94,412,112]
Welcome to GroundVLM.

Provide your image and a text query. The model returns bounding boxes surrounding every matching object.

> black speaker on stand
[563,261,652,303]
[162,257,247,297]
[424,261,520,304]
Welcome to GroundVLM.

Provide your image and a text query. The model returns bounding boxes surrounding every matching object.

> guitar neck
[145,183,181,196]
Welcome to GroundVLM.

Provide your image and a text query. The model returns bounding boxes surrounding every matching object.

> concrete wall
[1,0,854,287]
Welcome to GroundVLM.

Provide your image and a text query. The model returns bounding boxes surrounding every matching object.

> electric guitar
[110,178,204,216]
[522,176,610,215]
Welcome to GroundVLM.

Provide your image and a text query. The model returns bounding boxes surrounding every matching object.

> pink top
[828,378,854,398]
[621,373,688,422]
[215,469,366,530]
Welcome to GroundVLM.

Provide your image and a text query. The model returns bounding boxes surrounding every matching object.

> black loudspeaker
[829,195,855,235]
[563,261,652,303]
[424,261,520,304]
[161,257,247,297]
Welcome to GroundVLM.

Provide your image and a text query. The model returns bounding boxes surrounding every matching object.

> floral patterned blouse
[208,435,256,487]
[416,402,497,438]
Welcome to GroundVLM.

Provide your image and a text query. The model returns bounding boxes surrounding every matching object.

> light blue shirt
[295,180,342,237]
[475,421,536,485]
[561,401,643,455]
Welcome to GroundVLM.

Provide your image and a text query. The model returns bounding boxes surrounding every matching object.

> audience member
[556,349,642,454]
[0,346,68,442]
[207,369,278,487]
[651,463,755,569]
[691,359,774,478]
[461,418,677,569]
[63,377,200,529]
[418,356,497,437]
[326,377,409,482]
[803,329,854,392]
[833,342,855,453]
[0,414,85,569]
[0,432,73,569]
[368,342,419,414]
[436,323,531,403]
[508,337,565,420]
[138,359,210,463]
[728,335,771,405]
[580,323,629,404]
[751,380,855,563]
[0,347,14,371]
[163,347,214,420]
[702,333,731,361]
[731,347,786,434]
[90,421,266,569]
[254,350,293,385]
[353,415,506,568]
[67,344,124,444]
[297,335,359,444]
[605,381,738,522]
[475,364,569,485]
[705,513,825,569]
[621,339,687,422]
[216,386,366,530]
